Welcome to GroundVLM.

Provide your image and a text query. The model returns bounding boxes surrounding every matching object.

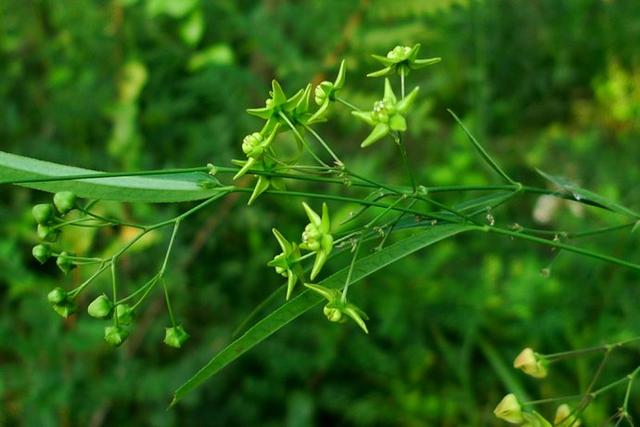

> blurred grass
[1,0,640,425]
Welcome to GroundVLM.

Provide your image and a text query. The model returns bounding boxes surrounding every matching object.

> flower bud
[48,287,67,304]
[32,203,55,225]
[242,132,263,156]
[387,45,412,61]
[104,325,129,347]
[88,294,113,319]
[52,301,77,318]
[37,224,60,242]
[514,347,548,378]
[554,404,581,427]
[53,191,77,215]
[164,325,190,348]
[314,82,333,105]
[56,251,76,274]
[323,306,343,322]
[32,244,52,264]
[115,304,134,325]
[493,393,524,424]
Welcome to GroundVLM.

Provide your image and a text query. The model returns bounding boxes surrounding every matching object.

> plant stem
[335,97,361,111]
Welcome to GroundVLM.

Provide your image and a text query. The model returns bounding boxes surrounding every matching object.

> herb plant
[2,44,640,423]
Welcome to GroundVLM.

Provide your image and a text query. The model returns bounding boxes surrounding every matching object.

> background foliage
[2,0,640,425]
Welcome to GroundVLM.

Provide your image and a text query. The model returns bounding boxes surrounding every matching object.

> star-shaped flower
[246,80,312,134]
[299,202,333,280]
[304,283,369,334]
[267,228,304,300]
[308,59,346,124]
[352,78,419,147]
[367,43,441,78]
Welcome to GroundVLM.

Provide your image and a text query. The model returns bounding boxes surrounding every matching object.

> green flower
[267,228,303,300]
[367,43,441,77]
[308,59,346,124]
[299,202,333,280]
[304,283,369,334]
[232,158,286,205]
[246,80,311,134]
[352,78,419,147]
[233,125,280,180]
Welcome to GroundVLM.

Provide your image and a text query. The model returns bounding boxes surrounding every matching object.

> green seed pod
[48,287,68,304]
[56,251,76,274]
[32,203,55,225]
[115,304,134,325]
[37,224,60,242]
[104,325,130,347]
[88,294,114,319]
[53,191,77,215]
[164,325,190,348]
[32,244,52,264]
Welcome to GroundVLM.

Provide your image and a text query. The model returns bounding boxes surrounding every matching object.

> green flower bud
[48,287,67,304]
[514,347,548,379]
[53,191,77,215]
[32,203,55,225]
[323,306,343,322]
[115,304,134,325]
[554,404,581,427]
[314,82,333,105]
[37,224,60,242]
[387,45,412,61]
[32,244,52,264]
[242,132,263,156]
[104,325,130,347]
[493,393,524,424]
[88,294,113,319]
[164,325,190,348]
[56,251,76,274]
[52,301,77,318]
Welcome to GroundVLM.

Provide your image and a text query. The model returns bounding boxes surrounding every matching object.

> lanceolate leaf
[171,223,474,405]
[0,151,223,203]
[537,169,639,218]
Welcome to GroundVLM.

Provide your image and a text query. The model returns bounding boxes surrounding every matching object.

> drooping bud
[32,203,55,225]
[88,294,114,319]
[514,347,548,378]
[52,301,77,318]
[554,404,581,427]
[47,287,67,305]
[37,224,60,242]
[104,325,130,347]
[164,325,190,348]
[53,191,77,215]
[56,251,76,274]
[32,244,52,264]
[114,304,134,325]
[493,393,524,424]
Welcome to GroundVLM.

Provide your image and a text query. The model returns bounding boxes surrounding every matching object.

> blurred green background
[2,0,640,425]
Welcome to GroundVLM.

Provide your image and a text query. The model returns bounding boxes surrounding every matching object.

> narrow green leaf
[447,109,517,185]
[536,169,639,218]
[0,151,223,203]
[171,224,474,405]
